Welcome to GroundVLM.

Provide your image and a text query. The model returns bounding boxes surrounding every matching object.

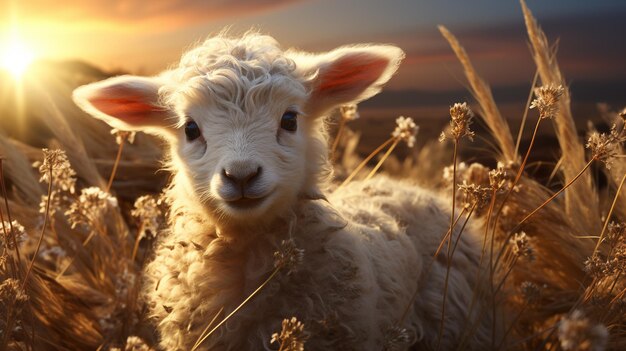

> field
[1,1,625,350]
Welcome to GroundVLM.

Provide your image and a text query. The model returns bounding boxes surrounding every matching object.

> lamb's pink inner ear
[316,56,388,97]
[74,76,170,131]
[88,90,166,126]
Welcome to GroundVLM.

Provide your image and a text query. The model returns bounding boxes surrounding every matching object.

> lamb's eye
[185,120,201,141]
[280,111,298,132]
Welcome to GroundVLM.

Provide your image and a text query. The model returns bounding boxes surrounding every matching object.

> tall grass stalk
[364,139,400,181]
[106,135,126,193]
[192,267,282,350]
[436,139,459,351]
[330,118,347,160]
[593,172,626,255]
[338,137,394,188]
[515,70,540,156]
[22,162,52,289]
[0,159,22,267]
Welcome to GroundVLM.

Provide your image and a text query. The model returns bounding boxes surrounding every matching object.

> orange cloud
[9,0,305,30]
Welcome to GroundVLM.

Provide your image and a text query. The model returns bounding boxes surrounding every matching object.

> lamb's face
[170,71,312,223]
[72,33,404,229]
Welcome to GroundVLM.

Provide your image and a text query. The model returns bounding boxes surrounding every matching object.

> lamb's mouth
[225,196,267,210]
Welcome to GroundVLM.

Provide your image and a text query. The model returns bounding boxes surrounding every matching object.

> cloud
[12,0,304,29]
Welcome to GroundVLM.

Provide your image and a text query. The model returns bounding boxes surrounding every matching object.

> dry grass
[1,1,625,350]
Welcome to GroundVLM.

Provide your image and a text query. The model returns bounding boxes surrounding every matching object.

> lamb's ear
[73,75,172,133]
[293,45,404,116]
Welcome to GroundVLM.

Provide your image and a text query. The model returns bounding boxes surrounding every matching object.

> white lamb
[73,32,494,350]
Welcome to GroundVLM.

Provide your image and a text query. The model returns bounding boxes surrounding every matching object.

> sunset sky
[2,0,626,104]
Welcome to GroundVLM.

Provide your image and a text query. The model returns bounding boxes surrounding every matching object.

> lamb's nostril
[221,166,262,189]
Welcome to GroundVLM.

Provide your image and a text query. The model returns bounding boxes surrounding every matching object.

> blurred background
[1,0,626,162]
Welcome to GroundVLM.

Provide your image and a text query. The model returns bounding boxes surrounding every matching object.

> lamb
[73,32,495,350]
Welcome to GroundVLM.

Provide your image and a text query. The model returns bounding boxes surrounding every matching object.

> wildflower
[510,232,534,260]
[457,180,490,209]
[270,317,309,351]
[558,310,608,351]
[33,149,77,193]
[274,239,304,275]
[392,116,418,147]
[530,84,564,119]
[441,102,474,141]
[1,220,27,250]
[111,128,136,145]
[488,163,507,191]
[586,123,626,169]
[520,281,541,304]
[66,187,117,229]
[339,104,359,121]
[131,195,163,239]
[383,325,411,351]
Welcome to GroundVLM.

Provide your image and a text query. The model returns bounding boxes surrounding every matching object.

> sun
[1,36,35,79]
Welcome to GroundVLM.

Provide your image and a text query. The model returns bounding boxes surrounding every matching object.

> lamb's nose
[222,165,262,190]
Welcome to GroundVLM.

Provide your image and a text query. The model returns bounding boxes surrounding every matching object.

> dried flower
[33,149,77,193]
[489,163,507,191]
[392,116,418,147]
[111,128,136,145]
[1,220,27,250]
[339,104,359,121]
[510,232,533,260]
[520,281,541,304]
[441,102,474,141]
[274,239,304,275]
[558,310,608,351]
[383,325,411,351]
[530,84,564,119]
[457,180,490,209]
[131,195,163,239]
[270,317,309,351]
[586,123,626,169]
[66,187,117,229]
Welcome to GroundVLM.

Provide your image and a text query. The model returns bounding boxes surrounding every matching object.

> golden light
[1,35,35,79]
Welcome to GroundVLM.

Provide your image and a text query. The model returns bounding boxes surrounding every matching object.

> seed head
[530,84,564,119]
[123,335,151,351]
[111,129,136,145]
[0,278,28,307]
[339,104,359,121]
[457,180,490,209]
[66,187,117,229]
[33,149,77,194]
[520,281,541,304]
[131,195,164,239]
[510,232,534,260]
[442,102,474,141]
[383,326,411,351]
[1,220,27,250]
[558,310,608,351]
[270,317,309,351]
[489,163,507,191]
[274,239,304,275]
[392,116,419,147]
[586,123,625,169]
